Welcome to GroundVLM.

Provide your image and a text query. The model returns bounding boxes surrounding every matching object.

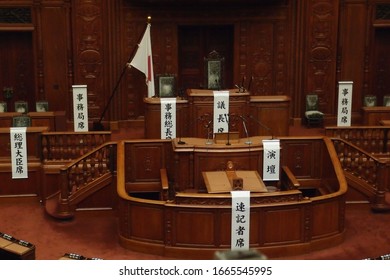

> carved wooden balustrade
[325,126,390,158]
[51,142,117,219]
[331,138,390,211]
[41,131,111,163]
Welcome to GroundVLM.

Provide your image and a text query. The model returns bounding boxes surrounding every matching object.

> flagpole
[93,17,151,131]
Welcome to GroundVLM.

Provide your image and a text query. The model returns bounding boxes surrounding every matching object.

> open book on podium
[202,170,268,193]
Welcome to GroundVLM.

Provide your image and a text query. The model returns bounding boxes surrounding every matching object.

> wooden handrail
[325,126,390,155]
[49,141,117,218]
[280,165,300,190]
[331,138,390,211]
[41,131,111,162]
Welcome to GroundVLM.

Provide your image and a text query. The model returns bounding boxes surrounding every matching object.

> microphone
[205,120,213,145]
[248,115,273,139]
[239,115,252,145]
[224,113,231,145]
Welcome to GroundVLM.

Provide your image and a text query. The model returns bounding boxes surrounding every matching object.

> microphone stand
[205,120,213,145]
[240,115,252,145]
[93,22,148,131]
[225,113,231,145]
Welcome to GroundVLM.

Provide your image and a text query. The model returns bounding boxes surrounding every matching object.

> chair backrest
[14,101,28,113]
[12,115,31,127]
[306,94,319,111]
[35,101,49,112]
[383,95,390,106]
[0,102,7,112]
[363,95,377,107]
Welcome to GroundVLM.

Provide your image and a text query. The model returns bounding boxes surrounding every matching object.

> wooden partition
[0,127,48,197]
[249,95,291,137]
[117,137,347,259]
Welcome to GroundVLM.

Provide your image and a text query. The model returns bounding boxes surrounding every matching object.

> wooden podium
[202,170,268,193]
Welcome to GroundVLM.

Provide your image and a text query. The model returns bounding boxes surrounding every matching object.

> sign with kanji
[337,81,353,126]
[231,191,250,251]
[160,98,177,139]
[213,91,229,134]
[72,85,89,132]
[10,127,28,179]
[262,139,280,181]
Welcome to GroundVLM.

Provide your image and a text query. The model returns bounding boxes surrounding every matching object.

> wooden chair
[305,94,324,127]
[383,95,390,107]
[14,101,28,113]
[12,115,31,127]
[0,101,7,112]
[363,95,377,107]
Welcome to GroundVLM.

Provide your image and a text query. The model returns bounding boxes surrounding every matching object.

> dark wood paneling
[0,32,35,109]
[39,6,70,113]
[338,1,368,115]
[178,25,234,90]
[262,207,303,245]
[302,0,339,118]
[3,1,390,127]
[372,28,390,102]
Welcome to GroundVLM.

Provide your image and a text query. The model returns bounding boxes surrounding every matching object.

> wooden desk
[144,91,291,139]
[172,136,271,192]
[143,97,189,139]
[250,95,291,136]
[0,111,66,131]
[361,106,390,125]
[380,120,390,126]
[187,89,250,138]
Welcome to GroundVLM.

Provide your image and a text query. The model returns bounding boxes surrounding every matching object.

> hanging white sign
[10,127,28,179]
[262,139,281,181]
[160,98,177,139]
[337,81,353,127]
[213,91,229,134]
[231,191,250,251]
[72,85,89,132]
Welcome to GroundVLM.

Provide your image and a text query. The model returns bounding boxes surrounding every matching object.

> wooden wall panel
[129,204,165,241]
[262,207,303,245]
[173,210,215,246]
[2,0,389,126]
[280,139,323,179]
[311,200,341,238]
[39,4,70,113]
[338,1,368,123]
[302,0,340,119]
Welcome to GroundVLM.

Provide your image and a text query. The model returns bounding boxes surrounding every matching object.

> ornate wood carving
[73,0,105,120]
[305,0,339,115]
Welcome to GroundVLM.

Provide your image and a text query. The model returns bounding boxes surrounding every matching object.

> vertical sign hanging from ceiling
[10,127,28,179]
[337,81,353,127]
[160,98,177,139]
[231,191,250,251]
[72,85,89,132]
[262,139,281,181]
[213,91,229,134]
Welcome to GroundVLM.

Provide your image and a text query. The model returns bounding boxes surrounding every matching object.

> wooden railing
[325,126,390,157]
[41,131,111,163]
[46,141,117,219]
[331,138,390,211]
